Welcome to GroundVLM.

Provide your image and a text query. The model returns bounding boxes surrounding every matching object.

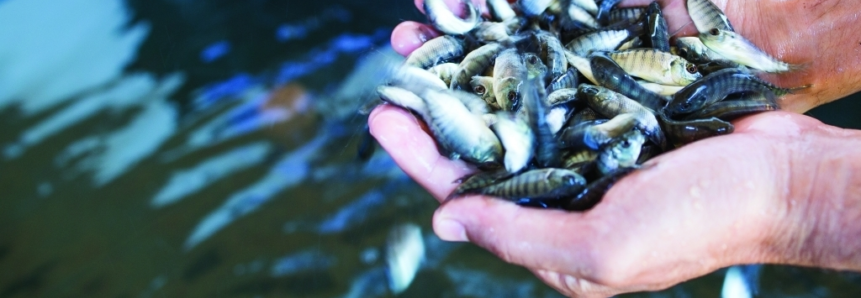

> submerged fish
[700,28,796,73]
[386,223,425,295]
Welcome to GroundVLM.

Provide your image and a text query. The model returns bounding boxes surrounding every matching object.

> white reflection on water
[0,0,149,114]
[151,141,273,208]
[183,132,329,250]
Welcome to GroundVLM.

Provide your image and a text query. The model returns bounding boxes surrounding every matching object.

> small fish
[451,43,505,90]
[404,35,466,69]
[658,111,733,148]
[562,149,598,173]
[461,168,587,200]
[665,68,777,117]
[595,0,623,25]
[559,113,637,150]
[597,129,645,175]
[674,36,731,65]
[386,223,425,295]
[565,25,639,56]
[547,88,579,106]
[562,1,599,29]
[493,48,527,111]
[637,80,684,96]
[470,76,499,108]
[420,88,503,166]
[491,112,535,173]
[519,0,554,17]
[488,0,517,21]
[721,265,762,298]
[390,65,449,93]
[536,31,568,79]
[523,52,549,81]
[608,7,646,26]
[523,78,561,168]
[700,28,796,73]
[643,2,671,52]
[578,84,666,148]
[608,48,702,86]
[563,51,598,84]
[424,0,481,35]
[684,98,779,120]
[694,60,746,76]
[546,67,579,93]
[569,0,598,15]
[590,54,667,111]
[563,166,635,211]
[687,0,734,34]
[377,86,431,120]
[428,62,460,86]
[570,106,601,123]
[450,170,514,199]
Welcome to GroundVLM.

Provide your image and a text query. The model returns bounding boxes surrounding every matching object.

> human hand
[378,1,861,296]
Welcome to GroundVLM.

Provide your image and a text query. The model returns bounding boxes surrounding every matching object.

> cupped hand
[378,0,860,296]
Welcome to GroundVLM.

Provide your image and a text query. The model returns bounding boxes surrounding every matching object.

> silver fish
[386,223,425,295]
[700,28,795,73]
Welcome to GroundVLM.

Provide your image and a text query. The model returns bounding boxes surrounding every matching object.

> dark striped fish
[563,166,636,211]
[686,0,734,34]
[547,68,579,93]
[559,113,637,150]
[467,168,587,200]
[578,84,666,149]
[523,77,561,168]
[608,7,646,25]
[665,68,777,117]
[644,1,670,52]
[684,98,779,120]
[658,111,733,148]
[590,54,668,111]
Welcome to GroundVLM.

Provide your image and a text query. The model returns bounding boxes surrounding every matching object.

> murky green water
[1,0,860,297]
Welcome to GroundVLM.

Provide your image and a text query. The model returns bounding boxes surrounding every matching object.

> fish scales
[405,35,465,69]
[686,0,734,34]
[590,54,667,111]
[451,43,505,90]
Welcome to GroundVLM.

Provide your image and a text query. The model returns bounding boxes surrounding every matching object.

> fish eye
[681,102,691,110]
[621,140,630,148]
[686,64,698,74]
[528,55,538,64]
[474,85,486,95]
[709,28,720,36]
[507,91,517,101]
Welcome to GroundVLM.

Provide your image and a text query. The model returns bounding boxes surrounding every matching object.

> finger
[432,196,599,275]
[391,21,440,57]
[368,105,476,201]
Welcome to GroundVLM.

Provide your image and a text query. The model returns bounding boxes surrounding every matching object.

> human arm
[376,0,861,296]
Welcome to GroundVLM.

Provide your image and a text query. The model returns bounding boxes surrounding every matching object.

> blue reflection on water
[275,6,352,42]
[200,40,230,63]
[192,73,256,111]
[270,250,336,277]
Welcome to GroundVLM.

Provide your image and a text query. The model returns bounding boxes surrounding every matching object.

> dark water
[0,0,859,297]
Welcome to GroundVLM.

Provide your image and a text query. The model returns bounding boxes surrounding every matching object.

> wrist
[753,114,861,270]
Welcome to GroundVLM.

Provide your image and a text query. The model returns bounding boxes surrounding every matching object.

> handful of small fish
[375,0,803,210]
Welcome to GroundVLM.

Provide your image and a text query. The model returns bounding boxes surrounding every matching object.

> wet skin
[379,0,861,297]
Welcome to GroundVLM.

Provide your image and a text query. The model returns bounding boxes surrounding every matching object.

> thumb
[432,196,599,274]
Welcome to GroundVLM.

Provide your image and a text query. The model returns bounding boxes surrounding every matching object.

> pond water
[1,0,860,297]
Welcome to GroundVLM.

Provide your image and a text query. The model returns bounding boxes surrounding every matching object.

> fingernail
[436,218,468,242]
